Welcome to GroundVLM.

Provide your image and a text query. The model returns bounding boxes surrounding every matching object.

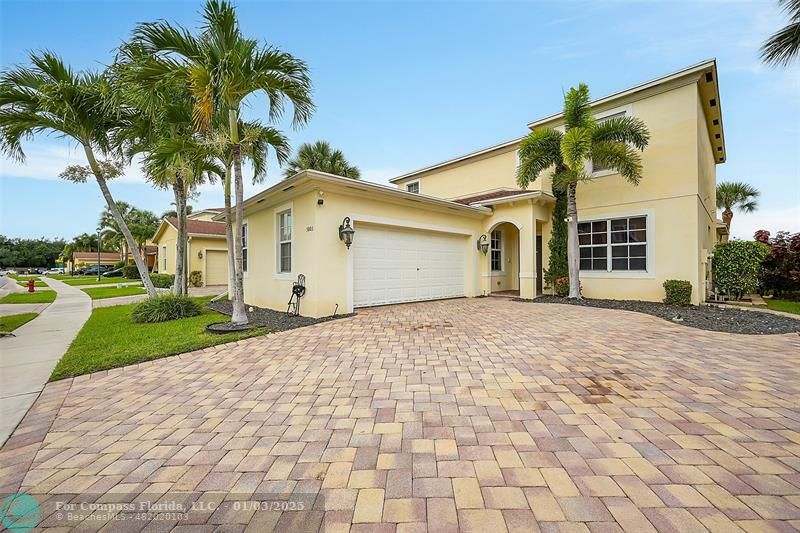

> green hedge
[122,266,140,279]
[149,273,174,288]
[713,240,770,299]
[663,279,692,305]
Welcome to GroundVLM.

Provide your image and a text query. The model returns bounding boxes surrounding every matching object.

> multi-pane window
[490,229,502,271]
[592,111,626,173]
[277,210,292,273]
[579,216,647,272]
[406,182,419,194]
[241,223,248,273]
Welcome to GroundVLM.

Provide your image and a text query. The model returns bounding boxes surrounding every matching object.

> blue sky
[1,0,798,241]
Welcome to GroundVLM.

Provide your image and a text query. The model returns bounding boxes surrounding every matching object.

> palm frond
[563,83,594,130]
[560,127,592,171]
[761,0,800,66]
[716,181,760,212]
[515,127,563,189]
[590,141,644,185]
[592,115,650,151]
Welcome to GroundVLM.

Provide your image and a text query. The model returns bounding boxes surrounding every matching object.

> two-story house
[225,60,725,317]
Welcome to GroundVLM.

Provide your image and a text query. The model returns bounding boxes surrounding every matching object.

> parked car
[102,267,124,278]
[43,268,65,275]
[81,265,114,276]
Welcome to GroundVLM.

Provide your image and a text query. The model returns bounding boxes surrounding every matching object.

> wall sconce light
[197,250,203,259]
[477,234,489,255]
[339,217,355,249]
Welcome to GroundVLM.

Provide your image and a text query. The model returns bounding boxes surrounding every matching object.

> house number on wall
[306,226,314,232]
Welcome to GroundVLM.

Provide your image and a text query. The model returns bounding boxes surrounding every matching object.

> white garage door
[353,224,466,308]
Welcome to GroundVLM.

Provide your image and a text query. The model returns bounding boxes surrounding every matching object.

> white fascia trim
[527,59,716,128]
[389,137,523,183]
[472,191,556,207]
[187,233,227,239]
[578,208,656,280]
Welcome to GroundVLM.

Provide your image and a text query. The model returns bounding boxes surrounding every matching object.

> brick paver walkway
[1,298,799,532]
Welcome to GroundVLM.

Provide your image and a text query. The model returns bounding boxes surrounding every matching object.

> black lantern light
[477,234,489,255]
[339,217,355,249]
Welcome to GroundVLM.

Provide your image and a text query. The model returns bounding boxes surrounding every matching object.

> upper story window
[241,223,248,273]
[406,181,420,194]
[579,216,647,272]
[490,229,503,271]
[277,210,292,273]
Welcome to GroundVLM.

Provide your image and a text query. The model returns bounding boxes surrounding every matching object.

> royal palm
[516,84,650,298]
[132,0,313,324]
[0,52,158,296]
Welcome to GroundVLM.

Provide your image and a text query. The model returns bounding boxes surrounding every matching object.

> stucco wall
[153,223,227,286]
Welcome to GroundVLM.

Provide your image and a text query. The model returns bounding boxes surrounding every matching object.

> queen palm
[0,52,158,297]
[132,0,313,324]
[761,0,800,66]
[283,141,360,179]
[516,84,650,298]
[716,181,760,231]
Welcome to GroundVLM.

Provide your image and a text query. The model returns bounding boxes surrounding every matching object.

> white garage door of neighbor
[205,250,228,286]
[353,224,466,308]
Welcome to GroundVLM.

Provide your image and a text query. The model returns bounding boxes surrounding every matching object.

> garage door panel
[205,250,228,286]
[353,225,466,308]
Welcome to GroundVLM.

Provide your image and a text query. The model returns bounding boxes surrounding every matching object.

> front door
[536,235,543,294]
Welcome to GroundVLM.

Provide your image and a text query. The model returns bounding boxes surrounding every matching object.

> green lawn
[0,291,57,304]
[51,298,267,380]
[62,277,140,286]
[0,312,38,332]
[81,285,148,300]
[17,279,47,287]
[766,298,800,316]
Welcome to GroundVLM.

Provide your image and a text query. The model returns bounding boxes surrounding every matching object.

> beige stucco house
[152,209,229,286]
[227,60,725,317]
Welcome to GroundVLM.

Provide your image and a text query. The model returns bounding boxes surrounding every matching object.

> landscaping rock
[522,296,800,335]
[207,300,351,333]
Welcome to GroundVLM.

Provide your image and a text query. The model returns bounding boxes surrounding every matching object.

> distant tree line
[0,235,67,268]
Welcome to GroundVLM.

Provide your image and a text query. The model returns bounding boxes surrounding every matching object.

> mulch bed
[207,300,352,333]
[521,296,800,335]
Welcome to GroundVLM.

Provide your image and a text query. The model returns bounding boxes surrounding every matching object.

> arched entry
[486,221,521,296]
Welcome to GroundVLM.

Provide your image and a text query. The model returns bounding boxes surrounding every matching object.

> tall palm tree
[716,181,760,231]
[516,84,650,298]
[761,0,800,66]
[0,52,158,297]
[99,201,134,263]
[283,140,360,179]
[131,0,313,324]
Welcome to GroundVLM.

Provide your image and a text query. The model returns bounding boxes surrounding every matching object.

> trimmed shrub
[149,273,175,288]
[113,260,125,269]
[131,294,202,323]
[122,265,140,279]
[189,270,203,288]
[663,279,692,305]
[713,240,770,300]
[554,276,570,297]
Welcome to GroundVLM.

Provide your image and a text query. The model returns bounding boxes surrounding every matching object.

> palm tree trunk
[83,144,158,298]
[721,209,733,229]
[223,163,236,294]
[566,182,582,299]
[229,108,249,325]
[172,180,186,296]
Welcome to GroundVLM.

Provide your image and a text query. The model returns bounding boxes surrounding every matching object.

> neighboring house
[227,60,725,317]
[67,252,121,273]
[151,213,228,286]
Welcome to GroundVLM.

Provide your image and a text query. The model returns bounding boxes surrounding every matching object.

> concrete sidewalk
[0,277,91,445]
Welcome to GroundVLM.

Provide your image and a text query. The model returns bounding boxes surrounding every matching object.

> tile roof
[452,189,529,205]
[73,252,121,261]
[167,217,227,236]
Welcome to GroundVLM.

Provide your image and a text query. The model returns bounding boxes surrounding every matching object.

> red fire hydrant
[27,279,35,292]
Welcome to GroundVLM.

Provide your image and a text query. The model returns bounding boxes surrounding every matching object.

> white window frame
[578,208,655,279]
[590,104,634,177]
[405,180,420,194]
[162,246,167,271]
[274,202,293,280]
[241,222,248,274]
[490,229,503,272]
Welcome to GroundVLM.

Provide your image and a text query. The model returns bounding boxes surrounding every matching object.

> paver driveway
[1,298,799,532]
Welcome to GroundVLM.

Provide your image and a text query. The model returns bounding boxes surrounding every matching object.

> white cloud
[0,142,147,184]
[728,206,800,240]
